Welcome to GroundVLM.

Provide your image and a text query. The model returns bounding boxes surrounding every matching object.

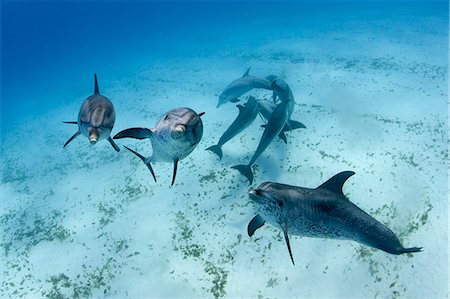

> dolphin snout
[249,188,260,200]
[89,136,98,144]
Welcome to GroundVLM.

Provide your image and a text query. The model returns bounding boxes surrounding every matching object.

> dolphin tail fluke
[398,246,422,254]
[107,137,120,152]
[94,73,100,94]
[63,131,81,148]
[278,132,287,144]
[231,164,254,184]
[288,120,307,130]
[113,128,152,140]
[206,145,223,160]
[124,146,157,182]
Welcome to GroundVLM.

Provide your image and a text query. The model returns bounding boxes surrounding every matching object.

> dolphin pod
[63,70,422,267]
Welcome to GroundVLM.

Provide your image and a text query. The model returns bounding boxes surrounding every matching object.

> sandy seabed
[1,12,448,299]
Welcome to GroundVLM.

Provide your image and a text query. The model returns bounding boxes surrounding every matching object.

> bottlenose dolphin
[231,100,290,184]
[257,99,306,144]
[113,108,204,186]
[63,74,120,152]
[247,171,422,265]
[207,97,259,159]
[217,67,274,108]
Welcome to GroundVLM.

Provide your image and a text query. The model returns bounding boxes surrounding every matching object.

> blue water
[2,1,447,130]
[1,1,448,298]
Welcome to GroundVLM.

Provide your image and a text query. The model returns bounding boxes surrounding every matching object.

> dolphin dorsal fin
[242,67,251,78]
[316,171,355,195]
[94,73,100,94]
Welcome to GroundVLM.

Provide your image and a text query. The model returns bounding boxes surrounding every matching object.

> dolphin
[206,97,259,159]
[217,67,274,108]
[257,99,306,144]
[231,99,290,184]
[63,74,120,152]
[247,171,422,265]
[113,108,204,186]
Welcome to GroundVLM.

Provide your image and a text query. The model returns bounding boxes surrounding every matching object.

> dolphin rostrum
[247,171,422,265]
[217,67,275,108]
[113,107,204,186]
[231,99,290,184]
[206,97,259,159]
[63,74,120,152]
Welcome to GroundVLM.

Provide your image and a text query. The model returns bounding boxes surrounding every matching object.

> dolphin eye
[276,199,284,207]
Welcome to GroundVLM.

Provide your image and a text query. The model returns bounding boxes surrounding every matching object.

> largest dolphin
[63,74,120,152]
[217,67,274,108]
[114,108,204,186]
[247,171,422,265]
[231,99,290,184]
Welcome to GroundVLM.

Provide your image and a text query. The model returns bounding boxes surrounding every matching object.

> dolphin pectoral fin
[242,67,251,77]
[230,98,240,103]
[107,137,120,152]
[63,121,78,124]
[113,128,152,140]
[316,171,356,196]
[124,146,157,182]
[272,91,278,102]
[281,223,295,266]
[247,214,266,237]
[236,104,245,113]
[278,132,287,144]
[171,158,179,186]
[287,120,306,130]
[63,131,81,148]
[206,145,223,160]
[231,164,254,184]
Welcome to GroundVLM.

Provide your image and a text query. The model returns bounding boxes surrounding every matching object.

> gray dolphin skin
[231,99,290,184]
[113,107,204,186]
[247,171,422,265]
[206,97,259,159]
[217,67,274,108]
[257,99,306,144]
[63,74,120,152]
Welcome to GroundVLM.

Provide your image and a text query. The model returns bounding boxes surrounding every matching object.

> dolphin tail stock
[206,144,223,160]
[63,131,81,148]
[123,145,157,182]
[231,164,254,184]
[107,136,120,152]
[113,128,152,140]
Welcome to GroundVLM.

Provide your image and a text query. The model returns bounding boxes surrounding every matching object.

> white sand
[1,8,448,299]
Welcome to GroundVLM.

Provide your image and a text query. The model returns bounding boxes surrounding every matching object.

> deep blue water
[1,1,447,131]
